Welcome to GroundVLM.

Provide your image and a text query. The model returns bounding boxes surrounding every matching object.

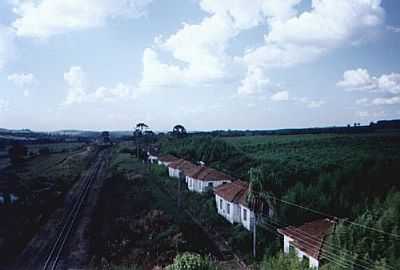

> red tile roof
[158,154,179,163]
[168,159,198,175]
[187,166,234,182]
[214,180,249,205]
[277,218,336,259]
[168,159,186,169]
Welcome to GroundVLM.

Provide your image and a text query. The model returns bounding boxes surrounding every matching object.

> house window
[289,245,295,254]
[208,182,213,188]
[226,203,230,214]
[302,256,310,267]
[243,208,247,221]
[219,199,223,209]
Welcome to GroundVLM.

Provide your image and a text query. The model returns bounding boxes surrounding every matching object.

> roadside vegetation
[89,144,224,270]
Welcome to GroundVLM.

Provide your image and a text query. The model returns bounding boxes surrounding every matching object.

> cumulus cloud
[270,91,289,101]
[238,67,270,95]
[0,26,15,70]
[7,73,37,96]
[139,0,305,91]
[387,25,400,33]
[11,0,153,38]
[337,68,400,94]
[337,69,376,91]
[241,0,384,85]
[64,66,88,105]
[139,0,385,98]
[338,68,400,107]
[372,96,400,105]
[63,66,134,105]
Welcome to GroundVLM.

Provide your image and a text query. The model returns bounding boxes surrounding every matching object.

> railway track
[41,150,108,270]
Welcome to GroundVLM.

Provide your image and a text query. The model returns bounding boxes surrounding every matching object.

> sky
[0,0,400,132]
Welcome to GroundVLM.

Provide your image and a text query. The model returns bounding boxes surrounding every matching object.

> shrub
[166,253,218,270]
[151,164,168,177]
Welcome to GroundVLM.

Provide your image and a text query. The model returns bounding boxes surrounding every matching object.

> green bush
[166,253,218,270]
[150,164,168,176]
[260,252,311,270]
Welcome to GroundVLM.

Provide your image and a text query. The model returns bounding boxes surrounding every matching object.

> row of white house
[156,154,256,231]
[151,153,335,269]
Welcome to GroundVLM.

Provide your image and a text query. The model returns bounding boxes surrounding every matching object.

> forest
[159,131,400,269]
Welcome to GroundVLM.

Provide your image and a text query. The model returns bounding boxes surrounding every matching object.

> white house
[277,218,337,269]
[214,180,256,231]
[167,159,185,178]
[186,166,233,193]
[158,154,179,167]
[147,152,159,164]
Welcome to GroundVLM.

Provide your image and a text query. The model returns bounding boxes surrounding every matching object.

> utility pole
[253,214,257,258]
[178,171,182,209]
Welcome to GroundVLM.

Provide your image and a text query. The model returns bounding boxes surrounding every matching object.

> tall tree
[247,167,268,258]
[172,125,187,138]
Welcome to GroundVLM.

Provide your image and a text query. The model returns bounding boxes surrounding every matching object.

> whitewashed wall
[283,235,319,269]
[239,204,254,231]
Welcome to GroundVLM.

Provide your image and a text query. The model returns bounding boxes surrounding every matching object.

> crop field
[222,132,400,174]
[26,142,85,155]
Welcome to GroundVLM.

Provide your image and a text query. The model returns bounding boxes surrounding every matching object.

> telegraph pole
[178,171,182,209]
[253,214,257,258]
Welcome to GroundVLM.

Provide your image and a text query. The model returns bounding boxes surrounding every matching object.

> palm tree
[135,123,149,136]
[134,123,149,158]
[247,167,271,258]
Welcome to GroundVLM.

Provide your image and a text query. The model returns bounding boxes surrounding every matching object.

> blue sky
[0,0,399,131]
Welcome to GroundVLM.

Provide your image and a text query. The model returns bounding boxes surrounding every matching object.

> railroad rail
[42,150,108,270]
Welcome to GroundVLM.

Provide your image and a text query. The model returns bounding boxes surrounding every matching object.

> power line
[257,221,357,270]
[259,217,395,270]
[251,190,400,239]
[258,219,384,270]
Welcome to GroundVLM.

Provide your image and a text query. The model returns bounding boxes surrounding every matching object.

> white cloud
[64,66,88,105]
[337,68,376,91]
[372,96,400,105]
[11,0,153,38]
[337,69,400,94]
[0,99,9,112]
[387,25,400,33]
[238,67,270,95]
[270,90,289,101]
[63,66,134,105]
[377,73,400,94]
[296,97,325,108]
[7,73,37,96]
[139,48,186,89]
[338,68,400,107]
[357,110,384,118]
[139,0,304,91]
[94,83,132,101]
[0,26,15,70]
[240,0,384,92]
[356,98,369,105]
[139,0,384,99]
